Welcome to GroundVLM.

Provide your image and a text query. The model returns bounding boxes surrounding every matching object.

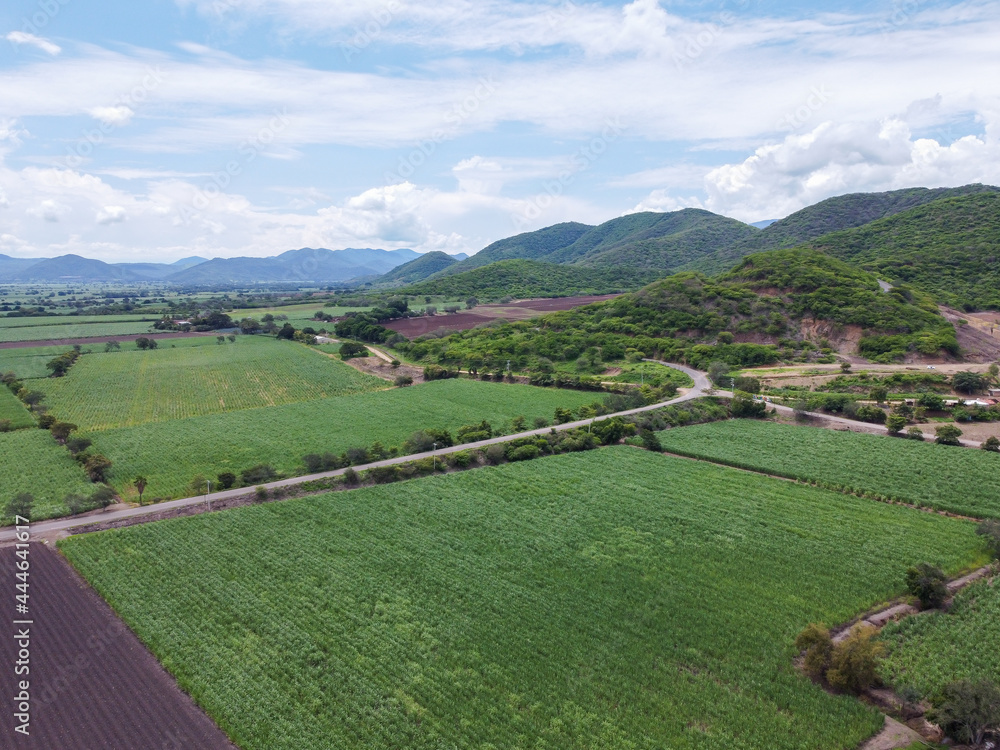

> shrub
[854,405,887,425]
[64,493,87,515]
[343,468,359,486]
[639,428,662,452]
[906,427,925,441]
[303,454,325,473]
[90,485,117,509]
[935,424,963,446]
[553,407,575,425]
[826,624,884,694]
[927,679,1000,746]
[369,466,399,484]
[0,419,11,433]
[254,486,269,502]
[976,519,1000,558]
[447,451,471,468]
[346,447,370,464]
[533,416,549,429]
[84,454,113,482]
[982,436,1000,452]
[485,444,507,465]
[730,392,767,418]
[5,492,34,521]
[339,341,368,359]
[394,375,413,387]
[423,364,457,381]
[885,413,907,435]
[506,444,540,462]
[795,623,833,680]
[241,464,278,485]
[217,472,237,490]
[65,437,92,455]
[905,563,949,610]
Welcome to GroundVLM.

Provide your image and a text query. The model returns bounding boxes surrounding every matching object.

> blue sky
[0,0,998,262]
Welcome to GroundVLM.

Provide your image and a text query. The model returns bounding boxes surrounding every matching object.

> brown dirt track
[0,544,236,749]
[385,294,620,338]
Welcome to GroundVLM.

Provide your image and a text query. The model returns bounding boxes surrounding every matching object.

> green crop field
[0,320,157,343]
[0,345,88,379]
[61,448,986,750]
[0,387,35,429]
[657,420,1000,519]
[40,337,386,430]
[880,577,1000,698]
[0,429,96,523]
[88,379,600,499]
[0,314,155,329]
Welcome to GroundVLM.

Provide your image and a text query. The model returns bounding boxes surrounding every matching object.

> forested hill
[440,223,593,274]
[682,183,1000,275]
[395,248,958,371]
[806,192,1000,311]
[400,259,662,300]
[375,251,460,285]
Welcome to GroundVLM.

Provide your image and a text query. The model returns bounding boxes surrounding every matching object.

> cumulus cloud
[27,199,69,222]
[88,106,135,127]
[96,205,127,224]
[632,117,1000,221]
[5,32,61,56]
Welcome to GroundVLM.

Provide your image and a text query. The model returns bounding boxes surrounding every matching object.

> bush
[976,519,1000,559]
[343,468,359,486]
[935,424,963,446]
[906,426,925,441]
[394,374,413,387]
[730,392,767,418]
[533,416,549,429]
[65,437,92,455]
[241,464,277,485]
[507,444,540,462]
[5,492,34,521]
[339,341,368,359]
[303,454,325,473]
[254,486,269,502]
[64,493,87,515]
[485,444,507,465]
[795,623,833,680]
[927,679,1000,746]
[423,364,458,381]
[90,485,117,509]
[905,563,949,610]
[982,436,1000,452]
[885,413,907,435]
[447,451,472,468]
[854,405,887,425]
[369,466,399,484]
[825,624,884,694]
[639,428,662,452]
[0,419,11,433]
[217,472,237,490]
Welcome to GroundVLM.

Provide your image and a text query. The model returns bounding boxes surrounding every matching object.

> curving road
[0,361,710,542]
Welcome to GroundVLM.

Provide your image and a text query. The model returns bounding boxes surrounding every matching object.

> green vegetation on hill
[398,248,957,370]
[401,259,660,300]
[439,222,592,275]
[655,420,1000,519]
[375,251,459,286]
[808,192,1000,310]
[686,184,1000,275]
[61,447,986,750]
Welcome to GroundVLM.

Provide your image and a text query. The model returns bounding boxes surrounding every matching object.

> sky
[0,0,998,263]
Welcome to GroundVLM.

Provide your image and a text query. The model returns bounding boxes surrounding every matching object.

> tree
[989,362,999,382]
[639,428,662,452]
[952,370,987,395]
[5,492,34,521]
[935,424,963,446]
[465,297,478,309]
[84,454,113,482]
[981,436,1000,452]
[20,391,44,406]
[104,341,121,352]
[50,421,77,442]
[708,360,730,386]
[906,426,925,441]
[927,679,1000,746]
[394,374,413,386]
[905,562,948,609]
[339,341,368,359]
[134,475,148,505]
[918,392,946,411]
[90,485,116,509]
[64,493,87,515]
[135,336,158,350]
[869,386,888,404]
[217,472,237,490]
[825,624,884,694]
[730,391,767,418]
[227,334,237,343]
[840,361,852,373]
[885,413,907,435]
[65,437,92,455]
[241,464,277,485]
[795,623,833,679]
[239,317,261,335]
[216,335,225,344]
[276,323,296,340]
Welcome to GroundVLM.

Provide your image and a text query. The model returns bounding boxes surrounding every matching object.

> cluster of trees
[46,347,82,377]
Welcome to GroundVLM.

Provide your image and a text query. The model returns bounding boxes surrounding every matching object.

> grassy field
[0,320,157,343]
[0,387,35,429]
[880,577,1000,699]
[0,314,155,329]
[88,379,601,499]
[61,448,987,750]
[0,429,96,522]
[656,420,1000,519]
[40,337,386,430]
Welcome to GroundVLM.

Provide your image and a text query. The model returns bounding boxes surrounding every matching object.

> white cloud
[5,32,61,56]
[632,117,1000,221]
[96,205,127,224]
[88,106,135,126]
[27,199,70,222]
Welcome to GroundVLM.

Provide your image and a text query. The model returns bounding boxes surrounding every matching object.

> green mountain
[687,183,1000,275]
[375,251,460,286]
[442,222,593,274]
[401,259,662,300]
[396,247,957,369]
[806,192,1000,311]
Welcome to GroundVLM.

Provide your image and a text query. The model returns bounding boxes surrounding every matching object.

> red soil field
[0,543,235,749]
[385,294,620,338]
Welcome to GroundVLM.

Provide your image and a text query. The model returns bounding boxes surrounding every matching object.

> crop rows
[0,314,155,329]
[0,320,157,343]
[0,429,95,522]
[62,448,985,750]
[41,337,386,430]
[657,420,1000,519]
[880,577,1000,697]
[0,387,35,429]
[88,378,599,498]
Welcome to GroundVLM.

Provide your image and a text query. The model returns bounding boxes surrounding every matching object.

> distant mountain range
[0,248,467,285]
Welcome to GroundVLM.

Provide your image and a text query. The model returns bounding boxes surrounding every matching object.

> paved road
[0,361,710,542]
